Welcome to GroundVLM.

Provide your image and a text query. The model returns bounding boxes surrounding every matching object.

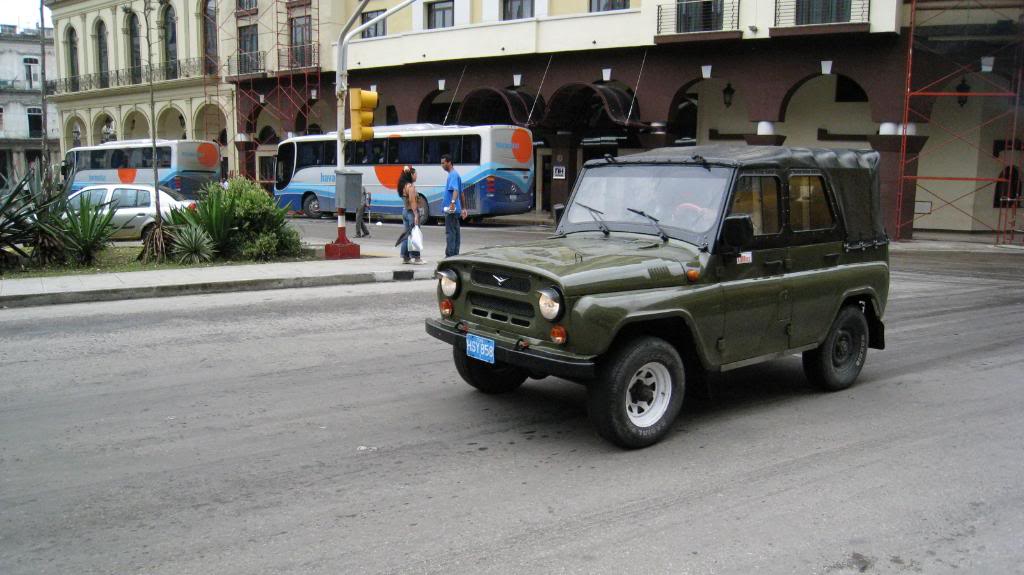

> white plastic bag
[408,225,424,252]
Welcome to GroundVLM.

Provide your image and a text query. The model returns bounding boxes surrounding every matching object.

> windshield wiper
[574,201,610,237]
[627,207,669,242]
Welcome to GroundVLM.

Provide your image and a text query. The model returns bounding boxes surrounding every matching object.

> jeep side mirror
[722,214,754,249]
[553,203,565,224]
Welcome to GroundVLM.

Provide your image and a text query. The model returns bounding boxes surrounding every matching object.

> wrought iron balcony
[657,0,740,35]
[278,44,319,71]
[52,57,214,95]
[774,0,870,27]
[228,51,266,77]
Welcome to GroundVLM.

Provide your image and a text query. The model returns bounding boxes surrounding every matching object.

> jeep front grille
[471,268,531,293]
[468,292,534,327]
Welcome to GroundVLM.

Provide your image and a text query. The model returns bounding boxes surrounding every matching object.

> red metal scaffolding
[897,0,1024,244]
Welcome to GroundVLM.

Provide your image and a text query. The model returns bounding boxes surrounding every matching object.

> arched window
[162,4,178,79]
[66,27,79,91]
[96,21,110,88]
[128,12,142,84]
[203,0,218,74]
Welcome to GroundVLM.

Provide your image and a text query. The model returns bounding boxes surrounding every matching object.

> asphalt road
[1,251,1023,574]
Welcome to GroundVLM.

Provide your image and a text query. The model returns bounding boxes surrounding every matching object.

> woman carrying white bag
[397,166,426,265]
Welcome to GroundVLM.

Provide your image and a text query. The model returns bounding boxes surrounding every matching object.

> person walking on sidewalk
[355,185,371,238]
[398,166,425,264]
[441,154,467,257]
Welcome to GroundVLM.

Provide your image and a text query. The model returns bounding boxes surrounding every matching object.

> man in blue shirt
[441,154,466,257]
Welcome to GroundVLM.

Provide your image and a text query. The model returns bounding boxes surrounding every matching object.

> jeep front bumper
[425,318,597,381]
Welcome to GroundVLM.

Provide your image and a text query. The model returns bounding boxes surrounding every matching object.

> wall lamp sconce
[722,83,735,108]
[438,78,446,91]
[310,88,318,99]
[258,93,265,104]
[981,56,994,73]
[513,74,522,87]
[701,65,712,79]
[956,77,970,108]
[820,60,833,75]
[368,85,376,93]
[602,68,612,82]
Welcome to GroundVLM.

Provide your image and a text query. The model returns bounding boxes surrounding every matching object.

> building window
[0,107,5,131]
[237,0,257,10]
[289,16,312,67]
[66,27,79,90]
[361,10,386,38]
[23,57,39,90]
[95,21,110,87]
[128,13,142,84]
[427,1,454,29]
[503,0,533,20]
[203,0,218,74]
[238,24,259,74]
[795,0,852,25]
[27,107,43,138]
[162,4,178,79]
[590,0,629,11]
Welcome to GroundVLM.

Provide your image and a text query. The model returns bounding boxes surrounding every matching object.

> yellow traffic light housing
[349,88,379,142]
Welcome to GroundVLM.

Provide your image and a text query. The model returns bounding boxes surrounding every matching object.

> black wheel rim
[831,328,856,369]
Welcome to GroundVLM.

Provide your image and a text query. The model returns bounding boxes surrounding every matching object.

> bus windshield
[276,143,295,189]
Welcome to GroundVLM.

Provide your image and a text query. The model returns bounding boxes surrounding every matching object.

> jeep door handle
[764,260,784,273]
[824,252,841,266]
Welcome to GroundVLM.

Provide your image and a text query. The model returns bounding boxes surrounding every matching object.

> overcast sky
[5,4,53,31]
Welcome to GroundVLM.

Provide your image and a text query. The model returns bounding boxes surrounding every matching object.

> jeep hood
[451,234,702,296]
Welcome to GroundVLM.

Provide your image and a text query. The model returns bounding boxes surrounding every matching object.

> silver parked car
[68,184,196,240]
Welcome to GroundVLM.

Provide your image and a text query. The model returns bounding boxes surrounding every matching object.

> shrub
[28,169,70,267]
[276,224,302,257]
[0,177,36,267]
[241,232,279,261]
[61,194,117,265]
[194,184,237,256]
[169,224,215,265]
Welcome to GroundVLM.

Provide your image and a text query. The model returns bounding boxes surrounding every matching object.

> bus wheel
[302,194,321,219]
[417,195,431,225]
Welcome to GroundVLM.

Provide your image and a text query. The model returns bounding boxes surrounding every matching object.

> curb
[0,268,436,309]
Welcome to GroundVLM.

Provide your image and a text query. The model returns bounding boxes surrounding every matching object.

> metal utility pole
[39,0,48,172]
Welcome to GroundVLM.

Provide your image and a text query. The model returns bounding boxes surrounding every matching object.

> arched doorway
[667,79,752,146]
[457,87,543,126]
[122,110,150,139]
[194,103,230,176]
[255,107,284,189]
[91,112,116,144]
[157,107,187,139]
[65,115,87,150]
[780,74,872,147]
[418,89,462,124]
[296,98,336,135]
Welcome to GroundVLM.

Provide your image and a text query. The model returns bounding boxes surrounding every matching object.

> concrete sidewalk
[2,232,1021,309]
[0,256,437,309]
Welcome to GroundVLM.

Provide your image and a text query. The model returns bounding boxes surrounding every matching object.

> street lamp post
[124,0,170,261]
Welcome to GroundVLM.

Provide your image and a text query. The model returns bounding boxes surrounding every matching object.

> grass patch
[1,244,319,279]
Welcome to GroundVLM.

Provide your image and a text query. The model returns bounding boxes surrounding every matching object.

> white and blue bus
[274,124,535,221]
[62,140,222,196]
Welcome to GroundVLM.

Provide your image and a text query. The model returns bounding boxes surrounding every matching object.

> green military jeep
[426,146,889,448]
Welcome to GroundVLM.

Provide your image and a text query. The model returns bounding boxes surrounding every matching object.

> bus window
[110,149,126,169]
[296,141,323,171]
[348,141,376,165]
[461,135,481,165]
[276,142,295,189]
[388,137,424,165]
[424,136,461,164]
[323,140,337,166]
[89,150,108,169]
[157,146,172,168]
[371,139,386,164]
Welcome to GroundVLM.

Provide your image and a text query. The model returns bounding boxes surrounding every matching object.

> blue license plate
[466,333,495,364]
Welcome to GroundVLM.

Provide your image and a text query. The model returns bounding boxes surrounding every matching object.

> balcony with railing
[656,0,741,42]
[277,44,319,72]
[227,51,266,78]
[772,0,871,35]
[52,57,213,95]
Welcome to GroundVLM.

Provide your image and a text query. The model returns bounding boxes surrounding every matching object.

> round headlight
[437,269,459,297]
[537,287,562,321]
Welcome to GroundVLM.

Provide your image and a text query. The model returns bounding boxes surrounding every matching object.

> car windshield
[564,164,732,238]
[159,186,186,201]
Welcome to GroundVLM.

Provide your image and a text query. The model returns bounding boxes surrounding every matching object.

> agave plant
[61,194,117,266]
[0,174,36,267]
[194,184,237,256]
[169,224,215,265]
[28,166,71,266]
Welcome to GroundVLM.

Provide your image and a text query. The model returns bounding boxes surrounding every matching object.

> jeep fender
[832,286,886,350]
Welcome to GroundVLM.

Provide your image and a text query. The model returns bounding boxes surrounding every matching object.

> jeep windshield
[561,164,732,242]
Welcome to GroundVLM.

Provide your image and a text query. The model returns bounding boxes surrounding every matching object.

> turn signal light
[440,299,454,317]
[685,267,701,282]
[550,325,567,345]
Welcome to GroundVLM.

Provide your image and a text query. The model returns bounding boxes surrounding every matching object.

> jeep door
[718,173,792,365]
[784,173,844,348]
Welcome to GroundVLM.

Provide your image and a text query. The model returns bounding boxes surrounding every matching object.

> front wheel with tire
[453,346,527,394]
[302,194,321,219]
[587,336,685,449]
[802,305,870,391]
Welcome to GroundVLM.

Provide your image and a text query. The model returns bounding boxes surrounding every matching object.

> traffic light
[349,88,379,142]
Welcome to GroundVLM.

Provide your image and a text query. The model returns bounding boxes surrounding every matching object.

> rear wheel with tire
[587,336,685,449]
[453,346,527,394]
[302,194,321,219]
[803,305,869,391]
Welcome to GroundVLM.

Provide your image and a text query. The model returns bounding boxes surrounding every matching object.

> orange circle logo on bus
[511,129,532,163]
[117,168,138,183]
[375,165,405,190]
[197,143,219,168]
